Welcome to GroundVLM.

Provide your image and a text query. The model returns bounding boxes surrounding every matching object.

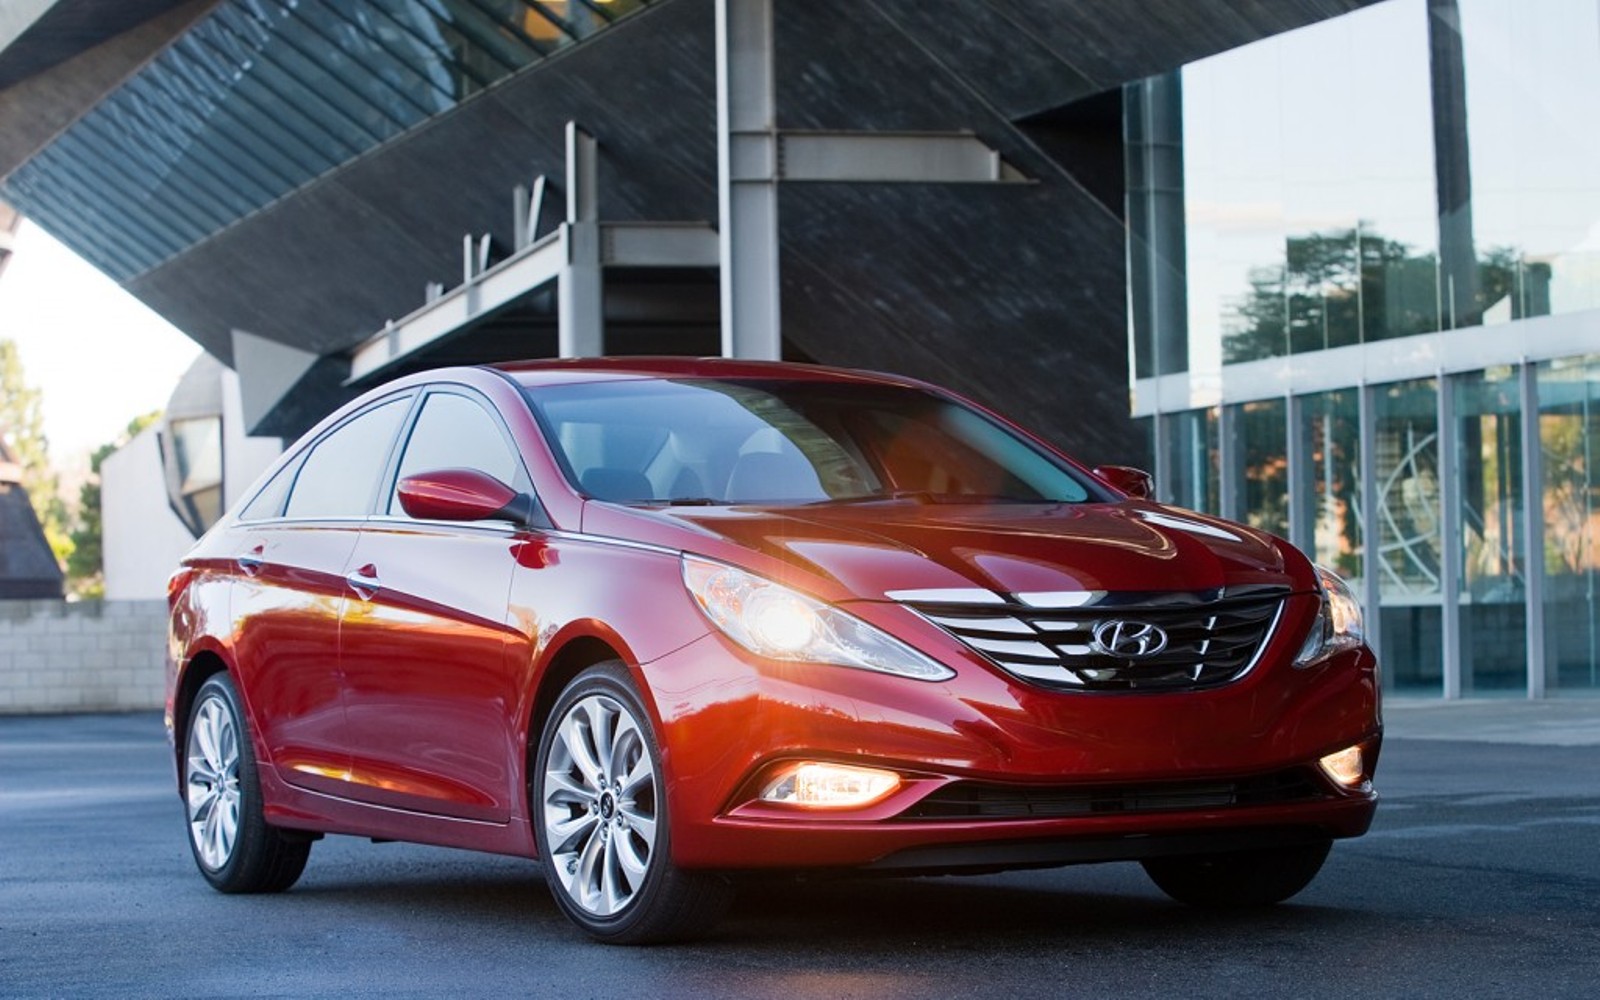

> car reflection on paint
[165,357,1380,943]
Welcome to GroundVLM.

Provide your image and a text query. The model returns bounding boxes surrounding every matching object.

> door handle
[238,545,265,577]
[346,564,380,601]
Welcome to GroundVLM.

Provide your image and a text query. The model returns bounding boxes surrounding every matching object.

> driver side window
[388,392,524,516]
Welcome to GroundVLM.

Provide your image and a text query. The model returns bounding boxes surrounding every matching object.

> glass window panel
[1228,398,1288,538]
[1,166,169,279]
[1295,391,1364,585]
[1457,0,1600,325]
[197,12,387,149]
[223,4,413,139]
[415,0,537,79]
[1160,408,1219,514]
[1124,73,1188,379]
[1453,366,1527,693]
[389,392,524,514]
[285,398,410,519]
[1135,0,1440,378]
[1180,35,1286,373]
[1374,377,1443,693]
[1538,355,1600,695]
[286,0,454,118]
[240,457,301,521]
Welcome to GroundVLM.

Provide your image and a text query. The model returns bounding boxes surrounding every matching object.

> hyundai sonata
[165,357,1380,943]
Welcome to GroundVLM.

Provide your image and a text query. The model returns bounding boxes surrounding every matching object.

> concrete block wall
[0,600,168,714]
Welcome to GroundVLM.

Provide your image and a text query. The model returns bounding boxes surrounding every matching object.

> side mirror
[1093,464,1154,500]
[397,468,538,525]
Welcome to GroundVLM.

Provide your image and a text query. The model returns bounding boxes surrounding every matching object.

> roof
[494,356,922,389]
[0,481,64,599]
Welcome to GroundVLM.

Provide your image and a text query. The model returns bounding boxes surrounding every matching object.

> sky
[0,218,201,461]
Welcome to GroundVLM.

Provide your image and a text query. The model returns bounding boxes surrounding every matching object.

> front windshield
[525,378,1097,505]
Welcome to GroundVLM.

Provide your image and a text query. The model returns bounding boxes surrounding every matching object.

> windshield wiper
[807,491,1059,506]
[805,491,936,506]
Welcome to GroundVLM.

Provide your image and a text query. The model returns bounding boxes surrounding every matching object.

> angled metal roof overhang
[1,0,662,282]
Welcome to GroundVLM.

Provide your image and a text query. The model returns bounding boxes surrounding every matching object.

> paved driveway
[3,709,1597,998]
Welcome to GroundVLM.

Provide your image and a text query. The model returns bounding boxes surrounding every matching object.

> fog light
[1318,745,1366,788]
[760,762,900,809]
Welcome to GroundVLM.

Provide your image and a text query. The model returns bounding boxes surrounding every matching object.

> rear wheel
[183,674,310,893]
[533,661,732,943]
[1142,841,1331,907]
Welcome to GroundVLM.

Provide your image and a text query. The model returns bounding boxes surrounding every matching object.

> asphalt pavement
[3,702,1598,999]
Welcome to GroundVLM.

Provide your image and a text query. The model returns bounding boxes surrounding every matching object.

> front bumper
[638,621,1382,873]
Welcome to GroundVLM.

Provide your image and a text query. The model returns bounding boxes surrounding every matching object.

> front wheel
[533,662,732,944]
[1141,841,1331,907]
[183,673,310,893]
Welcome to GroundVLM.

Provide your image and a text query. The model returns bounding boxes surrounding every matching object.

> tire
[1141,841,1331,907]
[183,673,311,893]
[533,661,733,944]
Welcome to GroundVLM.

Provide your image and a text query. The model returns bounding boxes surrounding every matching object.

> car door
[230,394,412,799]
[335,387,531,822]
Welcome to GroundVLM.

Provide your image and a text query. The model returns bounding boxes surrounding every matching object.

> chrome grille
[902,588,1287,692]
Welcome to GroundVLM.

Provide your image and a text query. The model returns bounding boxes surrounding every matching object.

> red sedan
[165,358,1379,943]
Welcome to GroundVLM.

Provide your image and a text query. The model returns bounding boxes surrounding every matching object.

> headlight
[1293,564,1366,668]
[681,556,955,681]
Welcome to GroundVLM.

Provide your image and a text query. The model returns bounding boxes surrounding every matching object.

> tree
[67,411,162,597]
[0,338,72,567]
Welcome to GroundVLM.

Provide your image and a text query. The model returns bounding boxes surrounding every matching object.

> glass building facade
[1126,0,1600,697]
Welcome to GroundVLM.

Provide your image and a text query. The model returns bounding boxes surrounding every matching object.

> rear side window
[284,398,409,520]
[237,457,299,521]
[387,392,524,515]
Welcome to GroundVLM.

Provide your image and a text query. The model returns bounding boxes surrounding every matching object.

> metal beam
[348,230,564,383]
[601,222,718,267]
[716,0,780,360]
[776,131,1023,183]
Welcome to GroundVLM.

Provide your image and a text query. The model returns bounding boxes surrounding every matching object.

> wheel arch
[171,648,232,785]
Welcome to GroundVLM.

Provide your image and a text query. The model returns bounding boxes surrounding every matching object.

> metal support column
[1217,403,1239,522]
[1521,361,1547,698]
[1438,371,1462,699]
[559,122,602,358]
[1358,383,1384,674]
[1287,393,1311,555]
[716,0,781,359]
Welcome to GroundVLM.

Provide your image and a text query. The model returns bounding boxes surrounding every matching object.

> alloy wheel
[541,693,659,917]
[185,692,242,871]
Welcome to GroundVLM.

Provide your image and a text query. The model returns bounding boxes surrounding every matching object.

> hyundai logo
[1092,619,1169,659]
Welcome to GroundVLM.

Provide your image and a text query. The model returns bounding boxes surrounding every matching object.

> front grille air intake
[903,768,1325,820]
[897,587,1287,692]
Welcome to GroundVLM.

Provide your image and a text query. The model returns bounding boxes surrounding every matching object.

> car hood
[594,500,1310,601]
